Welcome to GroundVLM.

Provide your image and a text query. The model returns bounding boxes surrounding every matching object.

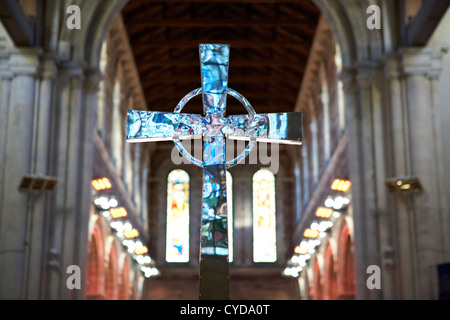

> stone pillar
[342,66,385,300]
[25,56,58,299]
[0,48,41,299]
[45,64,99,300]
[343,48,447,299]
[398,48,447,299]
[382,48,447,299]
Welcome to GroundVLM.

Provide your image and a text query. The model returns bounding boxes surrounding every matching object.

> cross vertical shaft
[199,44,230,300]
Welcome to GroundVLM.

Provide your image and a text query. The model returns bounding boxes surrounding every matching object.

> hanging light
[124,228,139,239]
[303,228,320,239]
[315,207,333,219]
[331,179,351,192]
[110,207,127,219]
[294,246,308,255]
[92,177,112,191]
[135,246,148,255]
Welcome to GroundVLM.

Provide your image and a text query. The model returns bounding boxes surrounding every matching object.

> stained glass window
[166,170,190,263]
[253,169,277,263]
[226,171,233,263]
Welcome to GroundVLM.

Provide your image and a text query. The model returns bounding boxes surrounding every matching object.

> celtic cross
[126,44,302,300]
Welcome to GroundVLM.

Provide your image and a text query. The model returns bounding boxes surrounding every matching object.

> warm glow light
[294,246,309,255]
[303,228,320,239]
[315,207,333,219]
[110,207,127,219]
[400,184,411,190]
[331,179,351,192]
[92,177,112,191]
[135,246,148,255]
[124,228,139,239]
[102,178,111,189]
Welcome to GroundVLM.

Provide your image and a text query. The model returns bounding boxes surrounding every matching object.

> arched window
[111,80,123,175]
[166,170,190,263]
[252,169,276,263]
[310,116,319,183]
[302,145,309,201]
[124,96,135,193]
[321,65,331,160]
[335,44,346,133]
[226,170,233,262]
[96,41,107,136]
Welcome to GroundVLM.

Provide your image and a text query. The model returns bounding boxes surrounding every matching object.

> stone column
[45,64,99,300]
[342,65,384,300]
[398,48,447,299]
[384,53,419,299]
[24,56,58,299]
[0,48,41,299]
[382,48,447,299]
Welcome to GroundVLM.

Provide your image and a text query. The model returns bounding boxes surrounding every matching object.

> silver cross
[127,44,302,300]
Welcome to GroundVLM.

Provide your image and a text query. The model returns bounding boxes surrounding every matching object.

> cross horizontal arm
[225,112,302,145]
[126,110,205,142]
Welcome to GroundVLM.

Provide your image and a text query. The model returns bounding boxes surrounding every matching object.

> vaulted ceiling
[121,0,320,115]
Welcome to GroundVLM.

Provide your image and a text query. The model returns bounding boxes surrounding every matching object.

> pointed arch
[312,260,324,300]
[298,270,310,300]
[86,215,105,299]
[337,221,355,300]
[324,243,338,300]
[104,237,119,300]
[118,253,131,300]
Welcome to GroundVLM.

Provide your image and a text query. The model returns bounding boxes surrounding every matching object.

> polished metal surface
[200,44,229,116]
[126,44,302,300]
[127,110,302,145]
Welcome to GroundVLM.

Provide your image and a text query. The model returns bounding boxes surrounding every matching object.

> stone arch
[312,0,397,68]
[104,236,119,300]
[118,253,131,300]
[129,268,140,300]
[337,221,355,300]
[311,259,324,300]
[298,270,310,300]
[86,214,105,299]
[323,242,338,300]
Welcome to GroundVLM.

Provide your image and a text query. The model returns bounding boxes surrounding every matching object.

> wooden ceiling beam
[133,57,307,68]
[129,39,310,49]
[124,0,317,3]
[141,74,302,85]
[128,18,313,28]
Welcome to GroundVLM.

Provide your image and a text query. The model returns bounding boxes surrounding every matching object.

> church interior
[0,0,450,300]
